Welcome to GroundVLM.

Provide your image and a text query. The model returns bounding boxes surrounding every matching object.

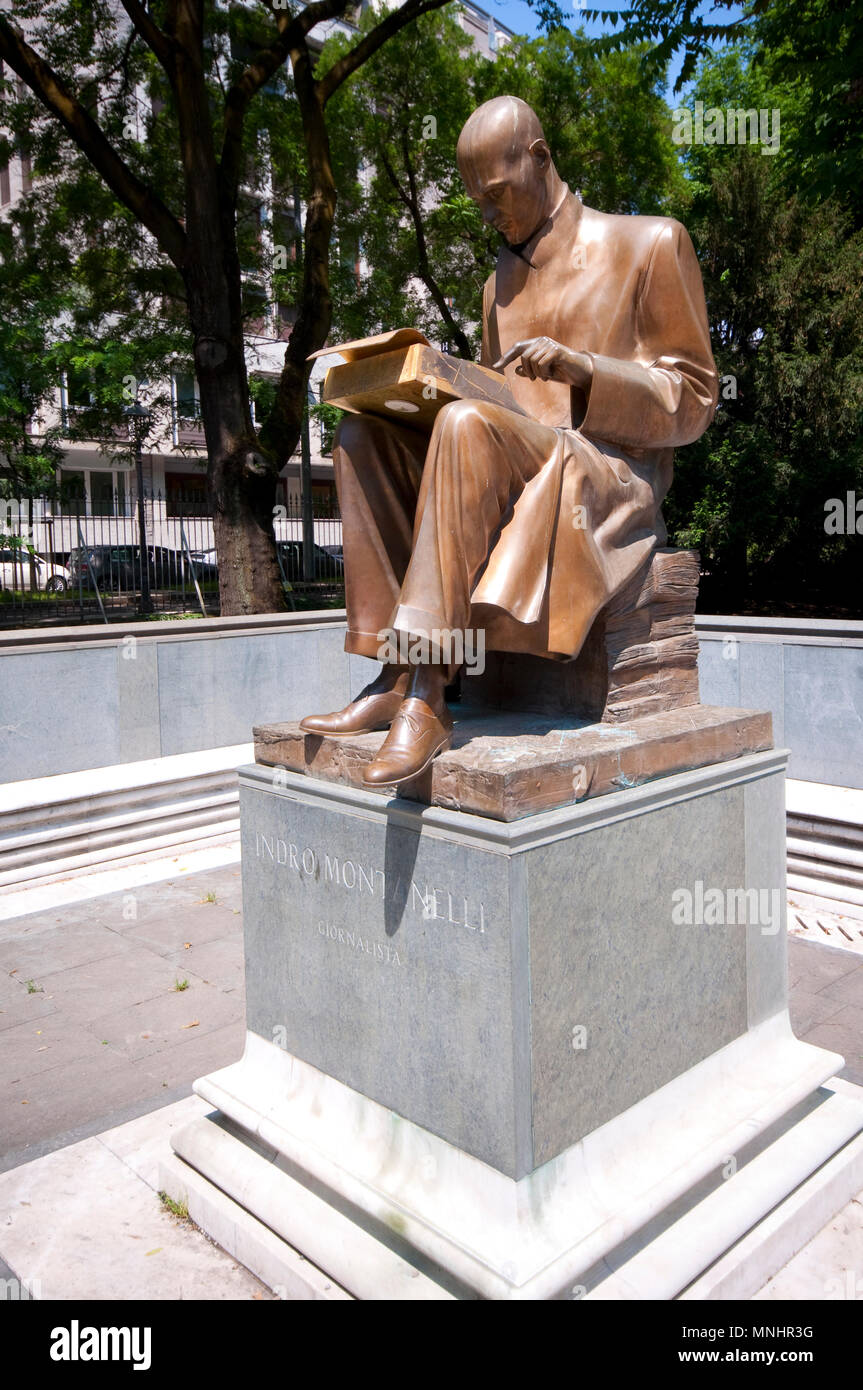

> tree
[0,0,453,614]
[577,0,863,223]
[579,0,767,92]
[664,50,863,612]
[0,211,66,497]
[324,6,487,356]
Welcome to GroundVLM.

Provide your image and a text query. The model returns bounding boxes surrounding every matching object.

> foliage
[325,15,684,356]
[665,47,863,612]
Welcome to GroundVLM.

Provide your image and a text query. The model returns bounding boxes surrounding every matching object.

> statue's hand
[493,338,593,388]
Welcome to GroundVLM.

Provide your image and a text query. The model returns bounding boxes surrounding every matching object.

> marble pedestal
[167,749,863,1299]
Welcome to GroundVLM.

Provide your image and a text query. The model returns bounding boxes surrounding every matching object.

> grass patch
[158,1191,189,1221]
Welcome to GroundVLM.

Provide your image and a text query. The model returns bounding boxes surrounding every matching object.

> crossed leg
[302,398,559,782]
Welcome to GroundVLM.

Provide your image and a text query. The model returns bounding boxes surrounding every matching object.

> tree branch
[377,141,412,214]
[118,0,177,80]
[318,0,450,104]
[396,125,473,359]
[219,0,349,200]
[0,16,187,269]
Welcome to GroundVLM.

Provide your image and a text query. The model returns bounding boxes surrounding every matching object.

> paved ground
[1,866,863,1298]
[0,864,246,1172]
[788,935,863,1086]
[2,866,863,1173]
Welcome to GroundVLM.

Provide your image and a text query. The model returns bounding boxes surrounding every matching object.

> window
[61,368,97,430]
[172,374,205,447]
[89,470,115,518]
[173,373,199,419]
[165,471,208,518]
[243,281,270,333]
[312,482,338,514]
[59,471,86,507]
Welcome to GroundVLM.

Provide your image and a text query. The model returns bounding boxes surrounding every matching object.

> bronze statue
[300,95,719,785]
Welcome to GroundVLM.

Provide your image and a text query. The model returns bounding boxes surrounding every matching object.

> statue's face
[458,137,552,247]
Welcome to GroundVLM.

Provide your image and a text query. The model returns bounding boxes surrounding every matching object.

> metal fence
[0,494,345,627]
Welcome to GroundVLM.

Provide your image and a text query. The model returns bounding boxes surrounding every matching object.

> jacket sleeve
[480,275,498,369]
[578,220,718,451]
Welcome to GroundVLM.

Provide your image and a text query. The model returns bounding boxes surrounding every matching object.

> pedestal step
[163,1026,863,1301]
[0,745,250,891]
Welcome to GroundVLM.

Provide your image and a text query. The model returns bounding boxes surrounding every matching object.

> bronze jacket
[473,188,718,658]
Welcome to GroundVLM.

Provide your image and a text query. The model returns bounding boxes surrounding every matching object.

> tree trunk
[173,6,285,616]
[259,52,337,469]
[193,326,284,617]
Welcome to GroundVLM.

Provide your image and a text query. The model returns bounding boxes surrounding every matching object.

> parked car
[185,549,220,583]
[148,546,189,587]
[67,545,200,591]
[0,548,71,593]
[277,540,344,581]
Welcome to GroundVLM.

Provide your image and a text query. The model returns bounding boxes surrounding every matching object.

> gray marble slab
[239,750,789,1179]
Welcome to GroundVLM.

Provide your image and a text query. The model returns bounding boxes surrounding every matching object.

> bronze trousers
[332,399,563,662]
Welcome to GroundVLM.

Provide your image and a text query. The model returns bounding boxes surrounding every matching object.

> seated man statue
[300,94,719,786]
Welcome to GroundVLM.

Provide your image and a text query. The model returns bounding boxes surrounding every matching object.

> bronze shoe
[361,698,454,786]
[299,686,404,737]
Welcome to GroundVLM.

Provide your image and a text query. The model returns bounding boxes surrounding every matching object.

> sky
[484,1,747,104]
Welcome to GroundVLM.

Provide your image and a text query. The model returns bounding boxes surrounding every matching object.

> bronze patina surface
[300,95,720,788]
[256,706,772,823]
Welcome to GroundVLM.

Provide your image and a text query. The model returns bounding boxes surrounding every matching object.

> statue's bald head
[457,95,546,168]
[457,96,561,246]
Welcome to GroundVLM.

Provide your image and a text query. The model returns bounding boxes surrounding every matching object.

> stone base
[167,745,863,1297]
[165,1029,863,1300]
[254,704,772,821]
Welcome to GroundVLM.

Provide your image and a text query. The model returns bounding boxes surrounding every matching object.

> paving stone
[2,1048,152,1155]
[164,936,245,993]
[3,898,120,932]
[92,978,242,1062]
[754,1193,863,1301]
[818,965,863,1010]
[798,1015,863,1083]
[34,946,190,1025]
[121,903,242,956]
[789,988,848,1037]
[0,920,132,981]
[148,871,243,911]
[0,1134,274,1300]
[0,989,59,1034]
[128,1020,247,1092]
[1,1016,111,1083]
[98,1094,213,1188]
[787,937,860,993]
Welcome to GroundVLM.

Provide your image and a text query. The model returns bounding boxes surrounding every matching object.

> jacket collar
[502,187,584,272]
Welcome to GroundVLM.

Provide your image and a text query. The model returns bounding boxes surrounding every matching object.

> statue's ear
[528,139,551,172]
